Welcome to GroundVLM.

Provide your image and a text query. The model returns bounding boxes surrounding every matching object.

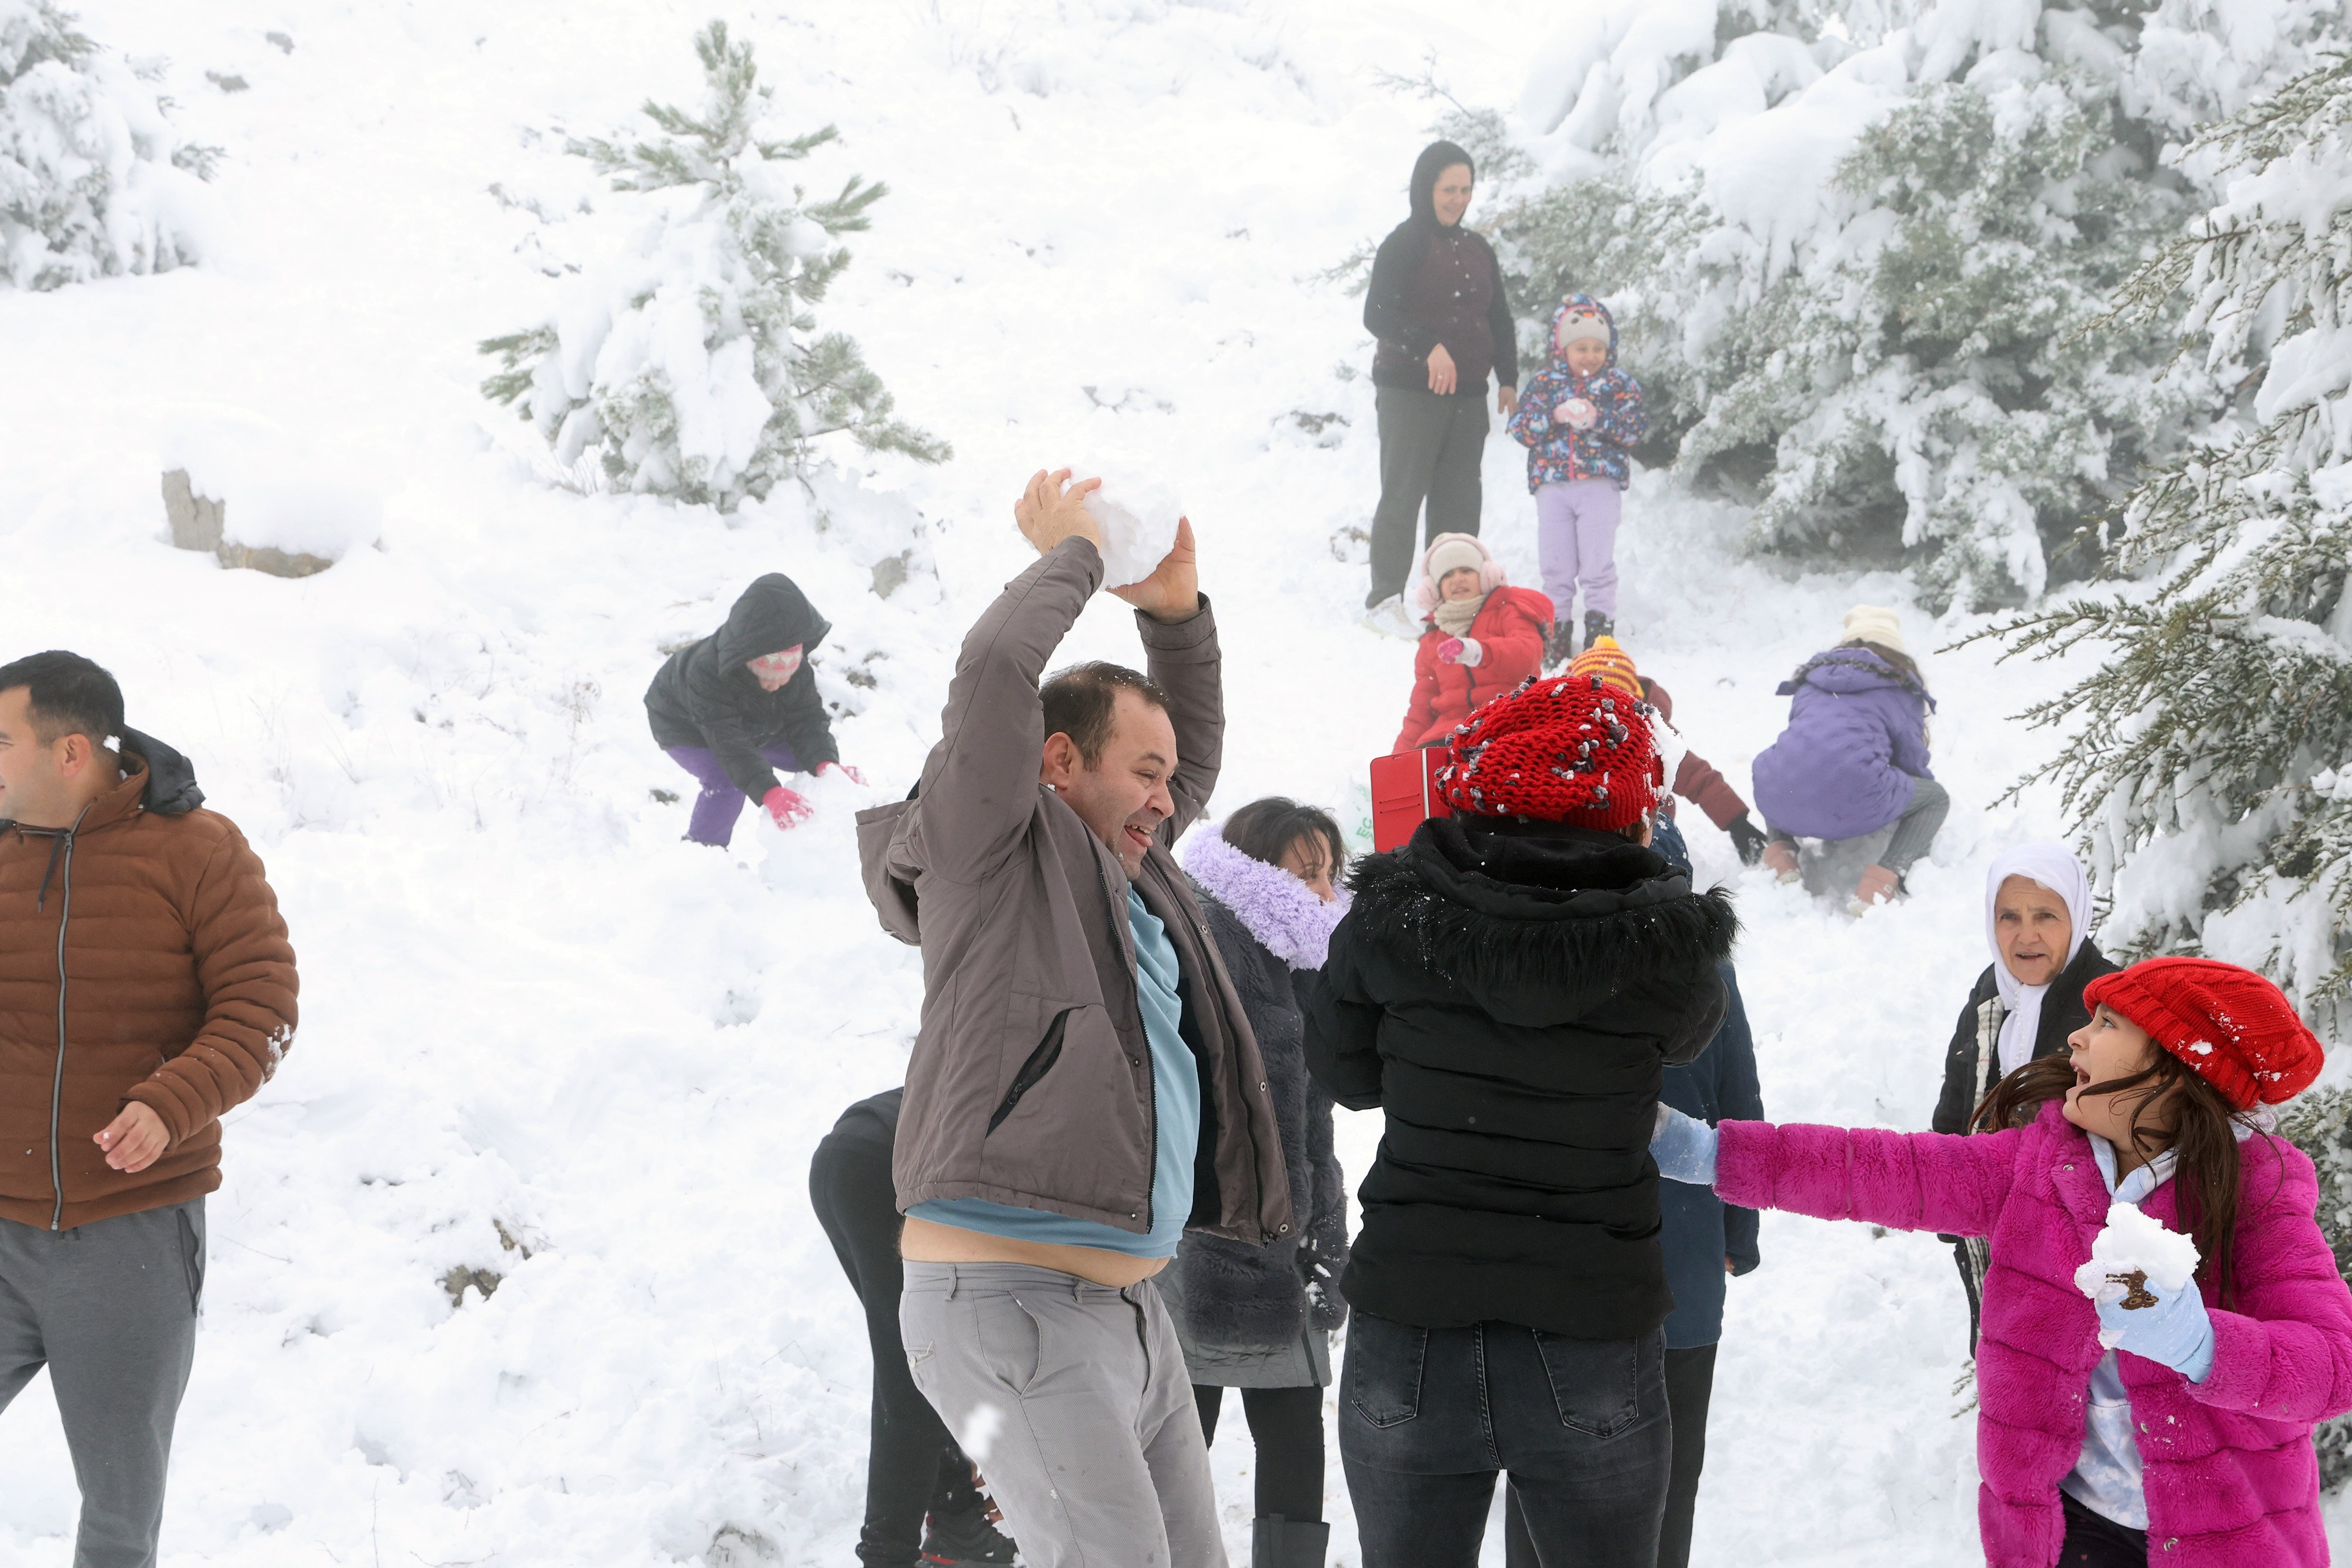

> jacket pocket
[988,1008,1073,1134]
[1532,1327,1663,1440]
[1346,1312,1427,1429]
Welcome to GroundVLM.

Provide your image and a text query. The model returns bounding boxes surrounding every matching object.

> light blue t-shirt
[908,887,1201,1258]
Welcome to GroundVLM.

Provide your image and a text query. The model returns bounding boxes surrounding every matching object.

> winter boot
[1542,619,1580,670]
[1252,1515,1331,1568]
[919,1509,1018,1567]
[1583,610,1614,650]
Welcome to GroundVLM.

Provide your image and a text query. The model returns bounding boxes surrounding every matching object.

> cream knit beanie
[1842,604,1905,654]
[1425,536,1486,584]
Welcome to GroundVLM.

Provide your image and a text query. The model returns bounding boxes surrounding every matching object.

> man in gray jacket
[857,469,1291,1568]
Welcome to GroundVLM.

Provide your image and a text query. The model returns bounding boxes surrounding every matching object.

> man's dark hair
[1040,661,1171,767]
[1222,796,1347,881]
[0,650,123,748]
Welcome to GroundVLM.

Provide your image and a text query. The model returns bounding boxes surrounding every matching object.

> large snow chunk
[2074,1201,2201,1346]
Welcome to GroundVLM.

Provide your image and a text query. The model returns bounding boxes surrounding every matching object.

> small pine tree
[1,0,216,290]
[1974,54,2352,1024]
[480,20,946,509]
[2276,1085,2352,1489]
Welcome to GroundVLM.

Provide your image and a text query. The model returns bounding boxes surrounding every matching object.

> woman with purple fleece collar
[1160,798,1354,1568]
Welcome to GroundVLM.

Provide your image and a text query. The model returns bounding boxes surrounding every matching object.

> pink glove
[816,761,866,785]
[1436,637,1484,667]
[763,784,814,830]
[1561,397,1598,430]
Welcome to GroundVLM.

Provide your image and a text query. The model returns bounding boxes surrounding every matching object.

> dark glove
[1727,814,1768,867]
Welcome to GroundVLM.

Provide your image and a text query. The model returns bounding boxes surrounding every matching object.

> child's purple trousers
[666,743,800,846]
[1535,478,1622,621]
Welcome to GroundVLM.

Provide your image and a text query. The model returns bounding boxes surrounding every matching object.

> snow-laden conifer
[480,20,946,509]
[1488,0,2344,609]
[1,0,215,290]
[1985,52,2352,1025]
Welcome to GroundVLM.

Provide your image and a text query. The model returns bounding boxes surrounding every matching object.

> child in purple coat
[1506,294,1648,663]
[1651,957,2352,1568]
[1749,604,1948,909]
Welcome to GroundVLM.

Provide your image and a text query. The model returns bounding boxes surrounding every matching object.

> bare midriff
[898,1215,1170,1288]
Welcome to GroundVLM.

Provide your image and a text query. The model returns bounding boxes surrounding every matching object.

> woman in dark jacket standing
[1160,798,1353,1568]
[644,572,860,846]
[1930,842,2115,1350]
[1310,675,1737,1568]
[1361,140,1520,618]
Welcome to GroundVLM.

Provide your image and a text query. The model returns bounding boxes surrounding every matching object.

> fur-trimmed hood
[1345,816,1738,1025]
[1178,828,1348,971]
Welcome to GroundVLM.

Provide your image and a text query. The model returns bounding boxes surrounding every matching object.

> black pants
[2059,1490,2148,1566]
[1503,1344,1716,1568]
[1369,385,1489,604]
[808,1099,990,1568]
[1341,1313,1671,1568]
[1194,1382,1325,1522]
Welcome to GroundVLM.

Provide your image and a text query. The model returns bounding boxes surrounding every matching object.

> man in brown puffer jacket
[0,650,298,1568]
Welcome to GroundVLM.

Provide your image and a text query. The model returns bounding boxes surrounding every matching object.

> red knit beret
[2082,957,2324,1111]
[1435,673,1664,831]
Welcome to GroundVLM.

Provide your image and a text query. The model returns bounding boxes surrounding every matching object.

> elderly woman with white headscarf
[1928,842,2120,1350]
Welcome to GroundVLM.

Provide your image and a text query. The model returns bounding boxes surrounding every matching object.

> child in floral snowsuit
[1506,294,1648,662]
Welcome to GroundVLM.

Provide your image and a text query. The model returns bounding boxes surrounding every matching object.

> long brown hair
[1972,1049,2260,1305]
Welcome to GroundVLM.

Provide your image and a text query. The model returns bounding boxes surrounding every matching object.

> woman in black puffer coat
[1159,798,1352,1568]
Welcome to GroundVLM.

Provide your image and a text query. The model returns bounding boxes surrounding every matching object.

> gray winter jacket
[855,537,1293,1246]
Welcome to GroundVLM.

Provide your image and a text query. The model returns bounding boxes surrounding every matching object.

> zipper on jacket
[1090,845,1153,1231]
[48,830,76,1231]
[988,1009,1073,1134]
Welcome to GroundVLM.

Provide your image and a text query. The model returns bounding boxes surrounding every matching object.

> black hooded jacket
[644,574,840,800]
[1307,816,1736,1340]
[1363,141,1519,395]
[1930,938,2117,1136]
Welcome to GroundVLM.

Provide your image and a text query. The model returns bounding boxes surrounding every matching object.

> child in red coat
[1392,533,1553,753]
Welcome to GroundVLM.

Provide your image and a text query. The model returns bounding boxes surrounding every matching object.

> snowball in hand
[2073,1201,2200,1346]
[1077,470,1181,588]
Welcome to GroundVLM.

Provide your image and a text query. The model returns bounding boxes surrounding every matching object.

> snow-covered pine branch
[1976,51,2352,1028]
[479,19,947,510]
[0,0,216,290]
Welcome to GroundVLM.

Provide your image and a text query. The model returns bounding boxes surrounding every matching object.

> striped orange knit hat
[1567,636,1642,699]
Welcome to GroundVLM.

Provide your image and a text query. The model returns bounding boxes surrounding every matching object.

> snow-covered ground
[3,1,2346,1563]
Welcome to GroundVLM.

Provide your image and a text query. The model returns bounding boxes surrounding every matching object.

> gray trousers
[0,1200,203,1568]
[1369,386,1489,604]
[901,1261,1226,1568]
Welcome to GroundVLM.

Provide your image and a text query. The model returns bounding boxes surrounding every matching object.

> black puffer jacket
[1307,816,1735,1340]
[1173,892,1349,1352]
[645,574,840,799]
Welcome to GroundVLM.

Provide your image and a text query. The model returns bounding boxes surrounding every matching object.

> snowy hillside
[1,2,2344,1564]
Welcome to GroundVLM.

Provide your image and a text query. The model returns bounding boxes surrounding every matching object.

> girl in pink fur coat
[1652,957,2352,1567]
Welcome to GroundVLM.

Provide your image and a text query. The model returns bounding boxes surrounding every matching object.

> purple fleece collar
[1178,828,1349,971]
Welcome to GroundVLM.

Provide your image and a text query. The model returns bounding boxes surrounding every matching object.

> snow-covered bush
[480,20,946,510]
[1,0,215,290]
[1986,52,2352,1025]
[1486,0,2346,609]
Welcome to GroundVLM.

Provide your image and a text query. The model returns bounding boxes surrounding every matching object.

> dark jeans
[1503,1344,1716,1568]
[1195,1382,1325,1522]
[1340,1313,1671,1568]
[2059,1490,2148,1567]
[1369,386,1489,604]
[808,1105,990,1568]
[665,741,799,847]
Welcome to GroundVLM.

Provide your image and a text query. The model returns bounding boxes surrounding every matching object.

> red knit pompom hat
[1435,673,1663,831]
[2081,957,2325,1111]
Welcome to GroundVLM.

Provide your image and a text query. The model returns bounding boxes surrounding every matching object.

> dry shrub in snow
[480,20,947,510]
[0,0,216,290]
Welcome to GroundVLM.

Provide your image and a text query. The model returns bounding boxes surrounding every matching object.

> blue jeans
[1340,1313,1670,1568]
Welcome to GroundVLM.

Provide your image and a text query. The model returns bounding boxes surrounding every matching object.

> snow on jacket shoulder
[1749,647,1935,841]
[853,539,1291,1246]
[1716,1103,2352,1567]
[1308,816,1735,1340]
[644,572,840,799]
[0,737,298,1229]
[1392,585,1555,753]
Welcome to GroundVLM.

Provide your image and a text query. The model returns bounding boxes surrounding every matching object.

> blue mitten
[1651,1104,1719,1186]
[2094,1271,2216,1382]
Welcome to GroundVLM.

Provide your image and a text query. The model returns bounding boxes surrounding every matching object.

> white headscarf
[1983,843,2093,1076]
